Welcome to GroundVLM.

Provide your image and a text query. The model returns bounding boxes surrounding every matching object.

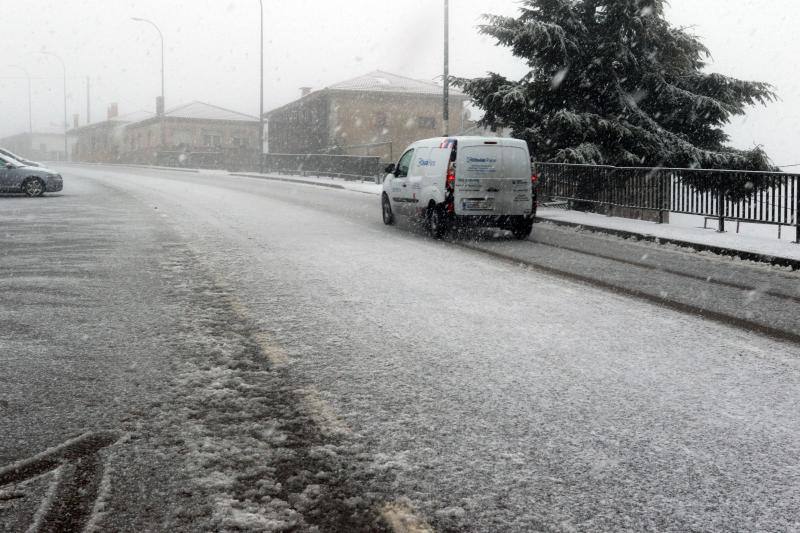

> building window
[173,130,193,146]
[417,116,436,129]
[374,112,388,129]
[232,137,249,148]
[203,134,222,148]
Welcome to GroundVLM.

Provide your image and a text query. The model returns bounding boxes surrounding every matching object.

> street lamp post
[132,17,166,150]
[9,65,32,135]
[37,52,68,161]
[443,0,450,137]
[259,0,265,174]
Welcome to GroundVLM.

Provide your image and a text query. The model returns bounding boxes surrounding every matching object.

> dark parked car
[0,147,42,167]
[0,154,63,197]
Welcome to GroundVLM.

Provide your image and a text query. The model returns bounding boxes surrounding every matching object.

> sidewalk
[537,207,800,268]
[230,171,800,268]
[231,172,383,195]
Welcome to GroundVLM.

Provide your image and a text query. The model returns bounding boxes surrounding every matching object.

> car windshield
[1,2,799,532]
[0,154,22,168]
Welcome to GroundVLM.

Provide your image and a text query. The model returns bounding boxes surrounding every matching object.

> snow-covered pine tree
[455,0,776,173]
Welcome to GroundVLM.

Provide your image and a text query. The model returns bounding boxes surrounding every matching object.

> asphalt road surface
[2,164,799,532]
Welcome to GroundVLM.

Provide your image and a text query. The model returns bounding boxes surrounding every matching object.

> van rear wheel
[426,204,449,239]
[381,194,394,225]
[511,217,533,240]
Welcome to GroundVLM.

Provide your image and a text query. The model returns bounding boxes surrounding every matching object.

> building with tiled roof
[0,130,77,163]
[69,105,157,163]
[70,101,260,168]
[328,70,466,97]
[124,101,258,158]
[162,101,259,122]
[264,71,471,160]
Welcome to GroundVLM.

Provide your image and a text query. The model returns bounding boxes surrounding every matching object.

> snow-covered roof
[327,70,466,97]
[164,101,258,122]
[113,110,156,123]
[69,110,156,132]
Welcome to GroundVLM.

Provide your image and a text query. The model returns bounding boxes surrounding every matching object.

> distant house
[0,131,76,162]
[264,71,471,161]
[70,101,260,169]
[71,105,155,163]
[122,101,260,168]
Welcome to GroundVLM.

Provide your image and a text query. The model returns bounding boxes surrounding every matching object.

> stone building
[71,105,154,163]
[70,101,259,169]
[0,131,76,162]
[264,71,471,161]
[122,101,259,168]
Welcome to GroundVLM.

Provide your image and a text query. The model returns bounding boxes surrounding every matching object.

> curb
[537,216,800,271]
[230,173,346,190]
[52,162,201,173]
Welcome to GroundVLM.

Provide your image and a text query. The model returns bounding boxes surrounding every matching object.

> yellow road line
[253,332,290,367]
[380,500,434,533]
[296,387,352,437]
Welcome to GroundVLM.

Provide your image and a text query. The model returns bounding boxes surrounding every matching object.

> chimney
[107,103,119,120]
[73,114,80,129]
[300,87,312,98]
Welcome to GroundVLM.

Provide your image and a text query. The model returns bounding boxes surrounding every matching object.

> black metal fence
[535,162,800,243]
[261,153,384,180]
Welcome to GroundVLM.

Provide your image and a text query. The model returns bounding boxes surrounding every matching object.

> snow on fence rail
[535,162,800,243]
[260,153,384,180]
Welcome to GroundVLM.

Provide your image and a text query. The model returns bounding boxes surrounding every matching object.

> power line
[0,76,84,81]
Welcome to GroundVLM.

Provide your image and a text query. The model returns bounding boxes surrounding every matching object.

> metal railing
[261,153,384,181]
[535,162,800,243]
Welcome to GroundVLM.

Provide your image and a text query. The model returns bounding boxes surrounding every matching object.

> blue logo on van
[418,158,436,167]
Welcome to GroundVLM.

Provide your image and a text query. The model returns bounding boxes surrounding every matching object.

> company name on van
[466,157,497,164]
[417,158,437,167]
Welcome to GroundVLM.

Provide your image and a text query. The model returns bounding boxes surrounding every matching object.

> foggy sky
[1,0,797,166]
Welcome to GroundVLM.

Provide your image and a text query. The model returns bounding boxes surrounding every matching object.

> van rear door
[454,140,532,216]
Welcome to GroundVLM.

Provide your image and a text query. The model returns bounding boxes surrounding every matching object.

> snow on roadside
[234,172,383,196]
[538,208,800,261]
[142,248,395,532]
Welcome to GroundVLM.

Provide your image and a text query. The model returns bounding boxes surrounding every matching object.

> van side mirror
[5,163,13,169]
[384,163,396,174]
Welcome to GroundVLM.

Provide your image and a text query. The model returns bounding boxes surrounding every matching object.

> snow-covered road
[4,164,800,532]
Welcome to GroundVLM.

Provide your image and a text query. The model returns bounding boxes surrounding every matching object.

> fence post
[795,184,799,243]
[717,188,726,233]
[657,170,665,224]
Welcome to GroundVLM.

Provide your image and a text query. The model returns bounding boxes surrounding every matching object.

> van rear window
[461,146,500,178]
[502,147,531,180]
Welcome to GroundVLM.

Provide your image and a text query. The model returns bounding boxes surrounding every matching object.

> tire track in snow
[154,252,414,531]
[0,431,122,532]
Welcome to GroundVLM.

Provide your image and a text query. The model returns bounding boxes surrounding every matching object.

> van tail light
[531,173,539,185]
[446,163,456,192]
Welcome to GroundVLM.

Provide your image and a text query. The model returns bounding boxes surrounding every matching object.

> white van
[381,136,537,239]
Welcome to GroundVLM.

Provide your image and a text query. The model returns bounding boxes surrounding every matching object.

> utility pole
[443,0,450,137]
[259,0,265,173]
[132,17,166,149]
[86,76,91,124]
